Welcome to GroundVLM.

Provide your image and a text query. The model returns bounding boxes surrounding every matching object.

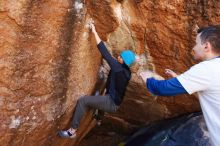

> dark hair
[197,25,220,53]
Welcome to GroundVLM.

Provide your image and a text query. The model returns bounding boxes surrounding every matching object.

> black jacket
[97,42,131,106]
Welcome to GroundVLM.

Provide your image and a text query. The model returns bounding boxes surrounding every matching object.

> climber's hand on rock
[165,69,178,77]
[88,19,101,44]
[89,22,96,33]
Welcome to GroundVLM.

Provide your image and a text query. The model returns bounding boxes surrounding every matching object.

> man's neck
[205,53,220,60]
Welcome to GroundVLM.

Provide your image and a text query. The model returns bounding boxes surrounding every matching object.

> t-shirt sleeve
[177,62,212,94]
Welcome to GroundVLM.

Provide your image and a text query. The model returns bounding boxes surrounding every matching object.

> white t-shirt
[177,58,220,146]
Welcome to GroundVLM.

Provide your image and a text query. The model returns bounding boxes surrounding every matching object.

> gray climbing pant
[71,94,118,129]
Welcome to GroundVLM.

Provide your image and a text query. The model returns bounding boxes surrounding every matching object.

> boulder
[1,0,220,145]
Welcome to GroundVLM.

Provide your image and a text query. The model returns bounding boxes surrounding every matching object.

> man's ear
[204,42,212,52]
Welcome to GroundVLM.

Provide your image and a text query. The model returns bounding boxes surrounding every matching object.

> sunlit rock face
[0,0,100,145]
[0,0,220,145]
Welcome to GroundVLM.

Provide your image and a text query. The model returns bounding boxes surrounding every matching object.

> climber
[58,22,136,138]
[140,25,220,146]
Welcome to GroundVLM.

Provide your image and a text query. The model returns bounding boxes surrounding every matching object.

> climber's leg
[71,94,118,129]
[58,94,118,138]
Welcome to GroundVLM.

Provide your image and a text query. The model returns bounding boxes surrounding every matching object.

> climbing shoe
[93,109,104,126]
[58,129,76,139]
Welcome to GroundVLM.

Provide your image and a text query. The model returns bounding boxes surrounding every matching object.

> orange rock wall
[0,0,220,145]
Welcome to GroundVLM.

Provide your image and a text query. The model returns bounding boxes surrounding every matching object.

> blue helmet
[120,50,136,66]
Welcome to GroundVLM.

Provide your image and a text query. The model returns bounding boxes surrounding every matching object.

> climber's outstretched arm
[89,22,121,70]
[90,23,101,45]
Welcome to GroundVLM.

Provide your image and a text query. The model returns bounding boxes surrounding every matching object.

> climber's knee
[77,95,88,105]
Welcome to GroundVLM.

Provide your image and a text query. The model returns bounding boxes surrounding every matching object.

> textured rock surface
[0,0,220,145]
